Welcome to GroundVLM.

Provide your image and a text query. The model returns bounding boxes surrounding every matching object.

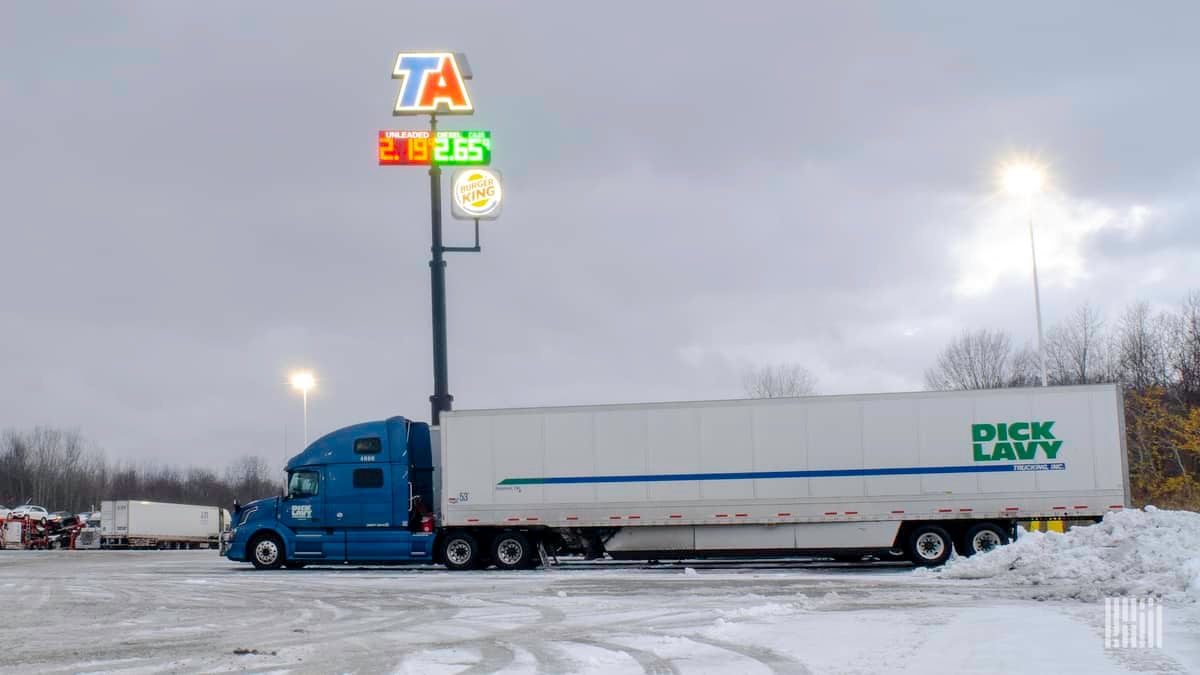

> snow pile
[924,506,1200,602]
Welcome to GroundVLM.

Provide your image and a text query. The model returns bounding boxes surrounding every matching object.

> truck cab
[223,416,437,569]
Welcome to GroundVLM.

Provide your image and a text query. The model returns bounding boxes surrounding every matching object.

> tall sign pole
[427,113,452,424]
[387,52,501,427]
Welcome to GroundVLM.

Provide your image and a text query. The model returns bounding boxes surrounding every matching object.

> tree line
[0,427,279,514]
[925,291,1200,509]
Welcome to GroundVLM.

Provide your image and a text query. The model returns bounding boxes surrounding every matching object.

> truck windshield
[287,470,319,499]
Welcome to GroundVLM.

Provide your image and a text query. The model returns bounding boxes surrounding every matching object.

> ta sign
[451,169,502,220]
[392,52,473,116]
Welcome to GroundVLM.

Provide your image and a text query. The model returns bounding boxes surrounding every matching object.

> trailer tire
[906,525,953,567]
[492,532,531,571]
[959,522,1009,557]
[249,533,285,570]
[442,532,480,571]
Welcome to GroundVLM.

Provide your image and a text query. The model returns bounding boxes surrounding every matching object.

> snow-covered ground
[2,545,1197,674]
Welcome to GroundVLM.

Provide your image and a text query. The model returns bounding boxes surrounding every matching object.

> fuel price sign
[378,130,491,166]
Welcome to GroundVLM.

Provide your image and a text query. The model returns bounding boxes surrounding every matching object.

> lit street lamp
[1002,161,1048,387]
[289,370,316,445]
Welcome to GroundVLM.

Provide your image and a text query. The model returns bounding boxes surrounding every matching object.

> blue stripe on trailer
[497,462,1066,486]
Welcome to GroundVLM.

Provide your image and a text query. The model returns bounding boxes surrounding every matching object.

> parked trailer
[223,384,1128,569]
[101,500,230,549]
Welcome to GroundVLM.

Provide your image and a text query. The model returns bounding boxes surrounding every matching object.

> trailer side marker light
[526,517,539,522]
[466,518,480,523]
[777,512,792,517]
[891,510,905,514]
[609,516,622,520]
[506,517,520,522]
[938,508,953,513]
[1052,506,1067,510]
[735,513,748,517]
[1004,507,1020,511]
[959,508,972,512]
[628,515,641,519]
[844,511,858,515]
[823,511,837,516]
[715,513,729,518]
[1109,505,1124,509]
[669,514,683,519]
[565,516,579,521]
[1073,505,1088,509]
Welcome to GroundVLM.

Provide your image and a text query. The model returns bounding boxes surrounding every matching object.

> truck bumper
[221,531,248,561]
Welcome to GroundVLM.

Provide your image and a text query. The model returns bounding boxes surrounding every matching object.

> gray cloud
[3,2,1199,472]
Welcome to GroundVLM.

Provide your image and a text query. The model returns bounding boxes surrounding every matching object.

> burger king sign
[450,168,503,221]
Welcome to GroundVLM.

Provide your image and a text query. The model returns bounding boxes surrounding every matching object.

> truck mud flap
[537,540,554,569]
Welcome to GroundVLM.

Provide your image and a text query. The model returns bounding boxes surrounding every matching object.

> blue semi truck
[223,385,1128,570]
[222,416,450,569]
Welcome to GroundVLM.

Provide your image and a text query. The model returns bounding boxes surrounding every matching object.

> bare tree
[225,455,278,502]
[743,363,818,398]
[0,426,280,513]
[1046,303,1113,385]
[1169,291,1200,404]
[924,329,1029,391]
[1116,301,1171,390]
[1009,344,1043,388]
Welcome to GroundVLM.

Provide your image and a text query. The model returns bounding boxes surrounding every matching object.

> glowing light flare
[289,370,316,393]
[1001,161,1045,197]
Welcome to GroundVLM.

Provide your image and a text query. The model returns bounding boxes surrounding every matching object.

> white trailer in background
[437,383,1128,565]
[100,500,230,549]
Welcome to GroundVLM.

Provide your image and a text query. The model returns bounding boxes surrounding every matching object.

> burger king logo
[451,168,502,220]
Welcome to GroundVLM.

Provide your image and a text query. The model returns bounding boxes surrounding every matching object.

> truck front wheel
[442,532,480,571]
[249,533,285,570]
[906,525,953,567]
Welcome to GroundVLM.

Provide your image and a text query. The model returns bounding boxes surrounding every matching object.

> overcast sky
[3,2,1198,472]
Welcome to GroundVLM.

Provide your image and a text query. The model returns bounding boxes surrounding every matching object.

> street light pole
[1003,161,1048,387]
[302,388,309,446]
[1027,195,1048,387]
[289,370,316,447]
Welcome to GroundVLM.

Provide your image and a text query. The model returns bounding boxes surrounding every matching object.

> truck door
[279,468,345,561]
[343,464,415,561]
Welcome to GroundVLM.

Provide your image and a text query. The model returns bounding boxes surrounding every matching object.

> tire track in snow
[683,634,812,674]
[458,640,516,674]
[574,637,681,675]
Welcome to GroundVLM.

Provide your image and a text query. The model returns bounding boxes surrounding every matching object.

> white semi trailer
[100,500,230,549]
[437,383,1128,566]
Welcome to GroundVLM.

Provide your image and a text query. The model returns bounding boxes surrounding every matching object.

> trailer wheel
[249,533,284,570]
[960,523,1009,557]
[492,532,530,570]
[906,525,953,566]
[442,532,480,571]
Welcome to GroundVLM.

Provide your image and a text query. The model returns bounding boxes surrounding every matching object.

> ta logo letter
[392,52,473,115]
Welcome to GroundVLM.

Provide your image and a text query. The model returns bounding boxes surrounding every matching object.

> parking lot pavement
[2,550,1195,674]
